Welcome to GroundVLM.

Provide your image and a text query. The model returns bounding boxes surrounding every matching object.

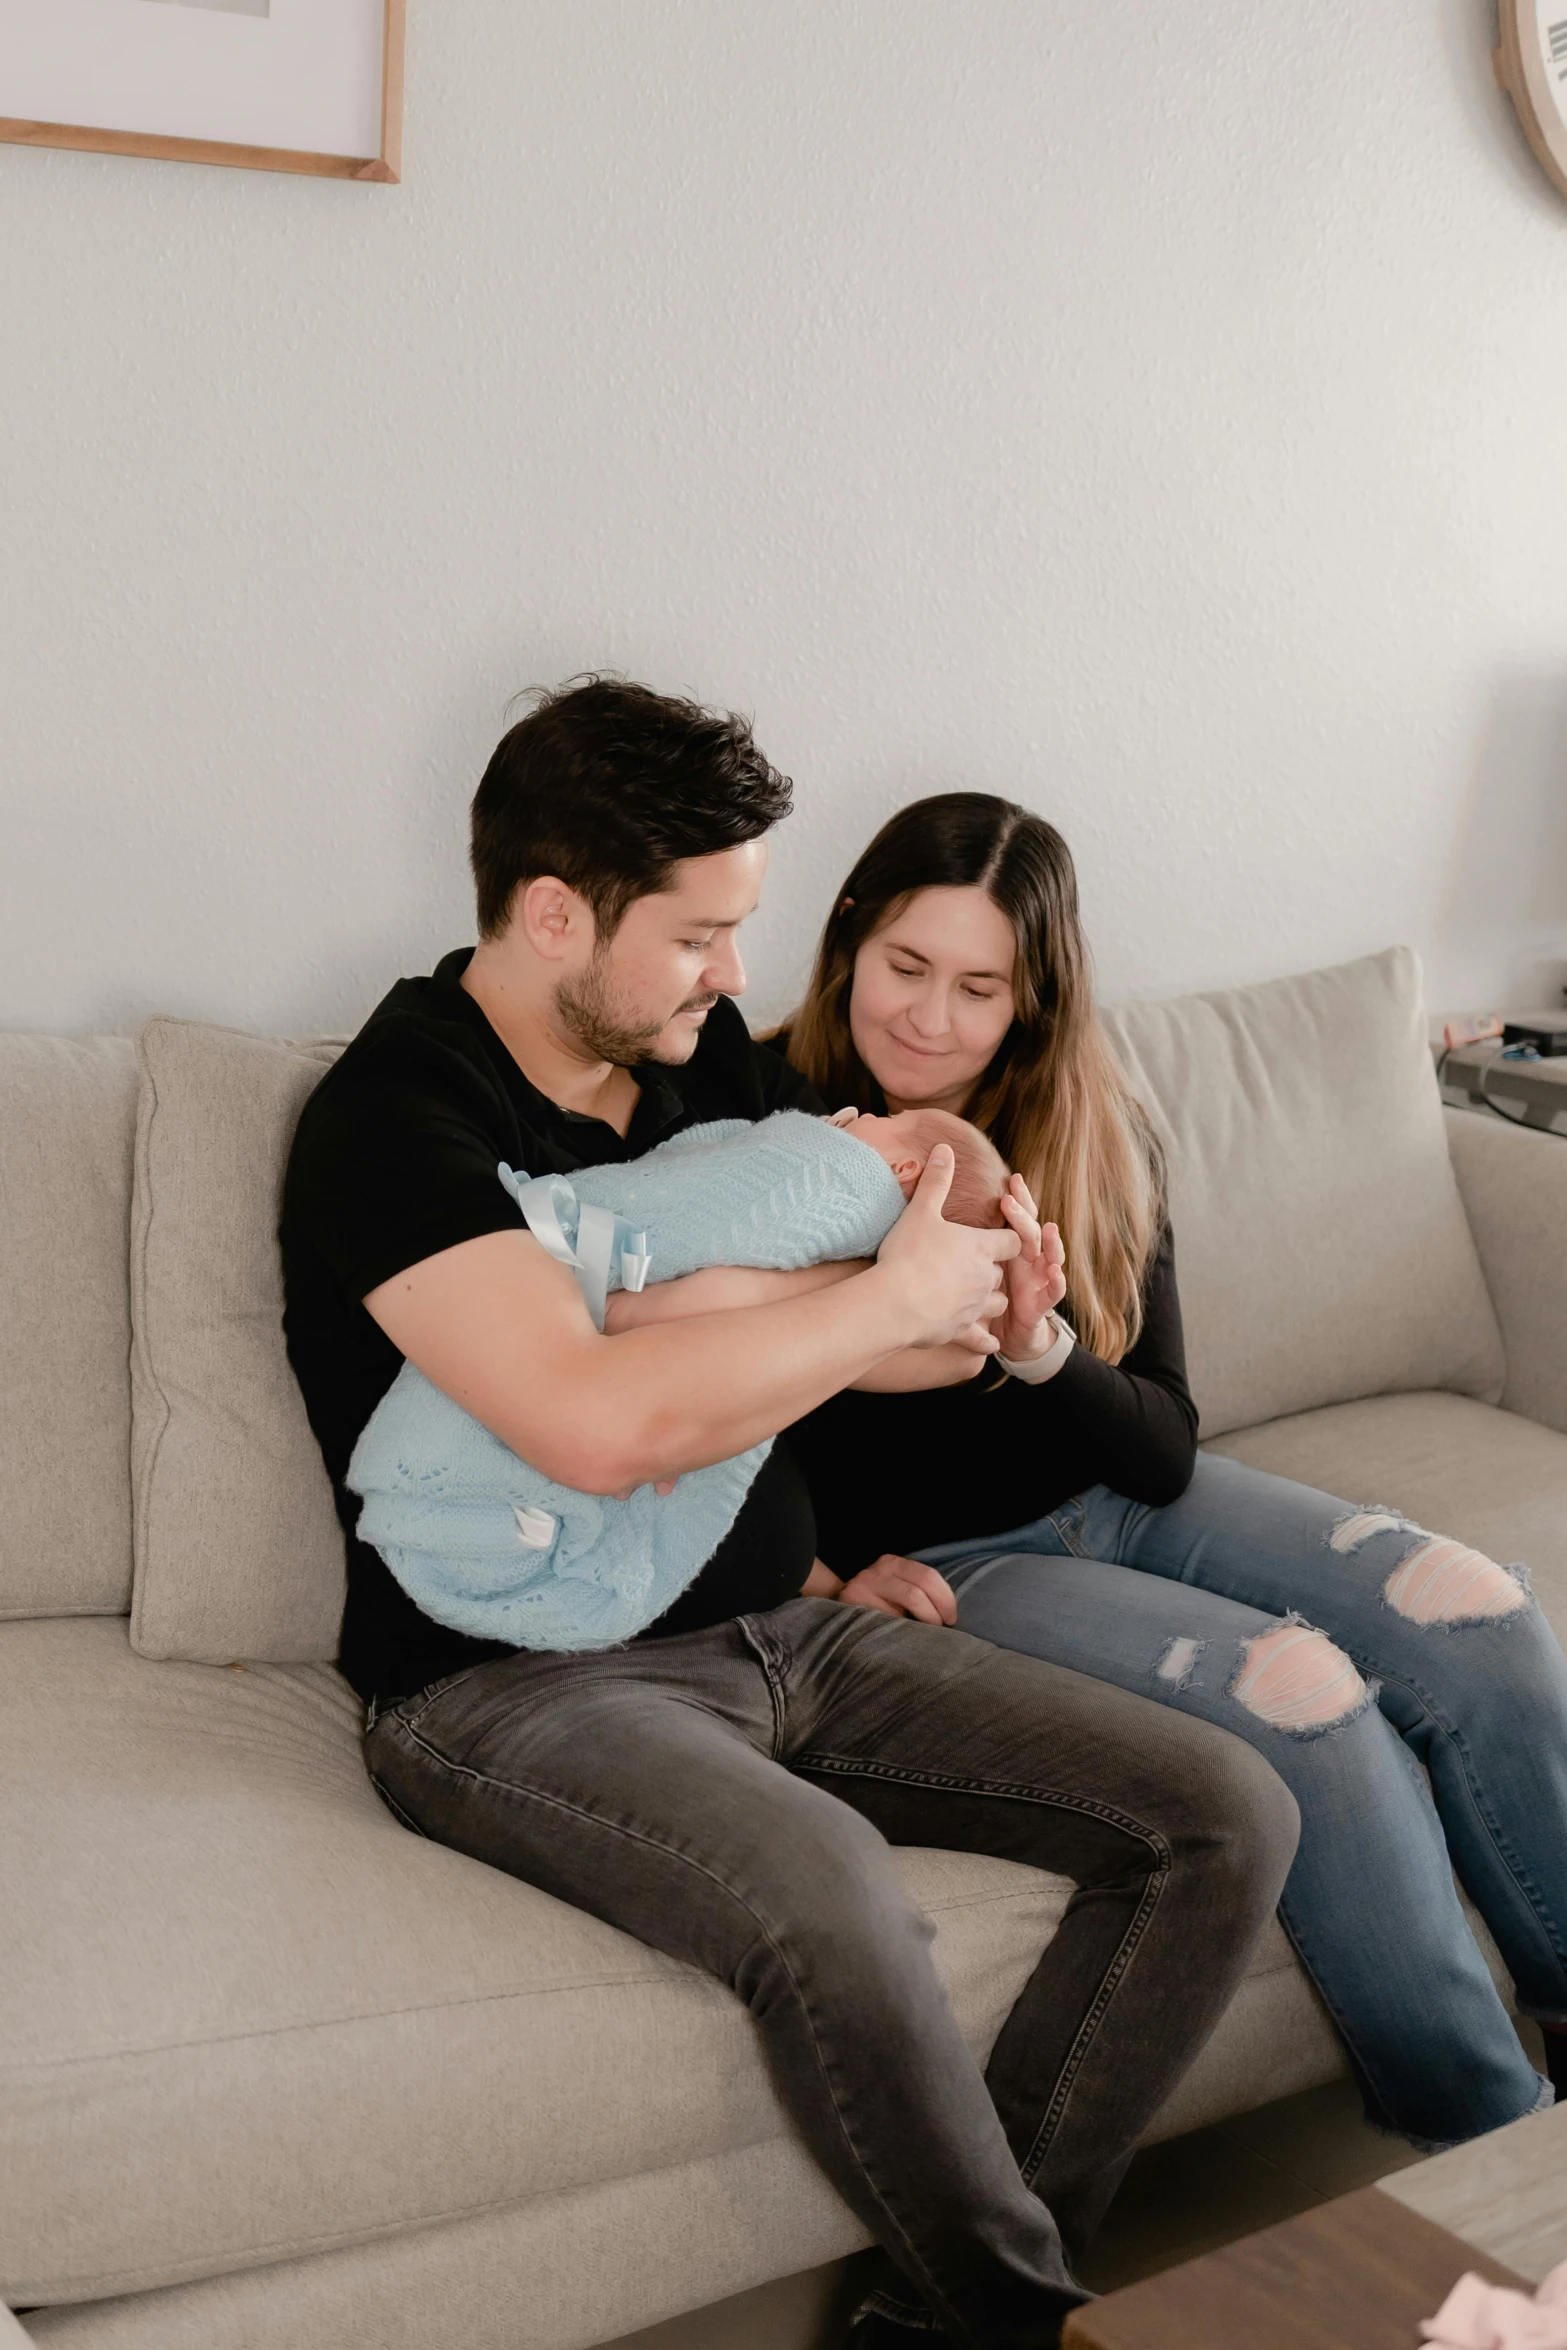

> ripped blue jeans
[916,1451,1567,2149]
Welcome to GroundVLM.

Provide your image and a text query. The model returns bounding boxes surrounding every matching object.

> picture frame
[0,0,405,184]
[1495,0,1567,207]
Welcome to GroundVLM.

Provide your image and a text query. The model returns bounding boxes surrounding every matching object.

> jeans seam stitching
[401,1667,483,1729]
[792,1750,1174,2186]
[366,1769,430,1837]
[735,1611,789,1760]
[1017,1862,1167,2184]
[1373,1663,1567,1975]
[793,1752,1174,1845]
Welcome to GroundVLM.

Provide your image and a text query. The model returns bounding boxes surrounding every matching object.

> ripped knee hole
[1382,1536,1527,1626]
[1232,1623,1367,1730]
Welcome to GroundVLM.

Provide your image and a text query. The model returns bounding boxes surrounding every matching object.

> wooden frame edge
[380,0,407,184]
[1494,0,1567,205]
[0,0,403,184]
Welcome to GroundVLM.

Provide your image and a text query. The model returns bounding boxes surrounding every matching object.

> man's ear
[514,875,595,963]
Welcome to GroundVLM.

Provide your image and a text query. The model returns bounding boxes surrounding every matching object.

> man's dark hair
[470,676,794,940]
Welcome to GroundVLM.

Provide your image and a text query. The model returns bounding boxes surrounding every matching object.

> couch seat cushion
[1207,1392,1567,1646]
[3,1618,1336,2311]
[2,1619,1082,2306]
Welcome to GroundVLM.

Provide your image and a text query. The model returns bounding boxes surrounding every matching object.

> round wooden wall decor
[1496,1,1567,204]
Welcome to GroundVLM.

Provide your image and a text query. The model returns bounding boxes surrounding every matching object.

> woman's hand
[994,1175,1067,1362]
[836,1553,958,1626]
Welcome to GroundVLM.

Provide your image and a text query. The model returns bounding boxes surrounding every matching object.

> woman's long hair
[781,793,1161,1363]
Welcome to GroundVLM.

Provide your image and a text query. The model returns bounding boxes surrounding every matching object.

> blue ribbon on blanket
[498,1164,651,1332]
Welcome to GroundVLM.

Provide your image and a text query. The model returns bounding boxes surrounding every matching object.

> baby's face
[832,1109,928,1196]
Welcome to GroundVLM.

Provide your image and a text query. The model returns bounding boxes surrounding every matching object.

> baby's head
[837,1106,1010,1228]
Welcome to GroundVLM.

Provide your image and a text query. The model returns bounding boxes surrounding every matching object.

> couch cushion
[1102,949,1505,1440]
[0,1617,1327,2310]
[129,1019,346,1664]
[0,1034,138,1621]
[1206,1390,1567,1647]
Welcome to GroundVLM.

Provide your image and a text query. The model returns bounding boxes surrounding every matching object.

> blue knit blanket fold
[348,1112,905,1652]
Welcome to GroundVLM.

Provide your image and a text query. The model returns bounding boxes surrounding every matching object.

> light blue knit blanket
[347,1112,905,1652]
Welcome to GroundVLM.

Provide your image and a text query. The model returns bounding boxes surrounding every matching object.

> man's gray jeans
[366,1595,1299,2350]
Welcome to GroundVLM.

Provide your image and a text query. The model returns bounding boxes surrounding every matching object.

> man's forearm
[603,1259,863,1333]
[609,1266,991,1391]
[558,1267,926,1490]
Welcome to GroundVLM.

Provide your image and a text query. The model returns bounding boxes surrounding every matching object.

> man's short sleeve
[284,1020,521,1305]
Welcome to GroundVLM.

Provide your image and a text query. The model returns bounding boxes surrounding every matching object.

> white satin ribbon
[498,1163,650,1332]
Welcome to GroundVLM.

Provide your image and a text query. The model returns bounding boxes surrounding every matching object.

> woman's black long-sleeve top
[785,1223,1199,1576]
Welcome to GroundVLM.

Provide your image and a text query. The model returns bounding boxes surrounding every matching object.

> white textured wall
[3,0,1567,1038]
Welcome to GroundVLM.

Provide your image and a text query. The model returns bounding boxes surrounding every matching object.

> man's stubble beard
[554,952,719,1068]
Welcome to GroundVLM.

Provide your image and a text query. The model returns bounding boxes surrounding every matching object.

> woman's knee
[1230,1620,1373,1732]
[1326,1508,1532,1627]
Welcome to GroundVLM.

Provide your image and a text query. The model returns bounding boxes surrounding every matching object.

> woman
[775,791,1567,2152]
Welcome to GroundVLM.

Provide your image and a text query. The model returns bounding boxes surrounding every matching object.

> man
[281,676,1297,2349]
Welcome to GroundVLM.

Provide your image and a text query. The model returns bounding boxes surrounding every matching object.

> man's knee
[1159,1711,1301,1905]
[746,1793,933,1972]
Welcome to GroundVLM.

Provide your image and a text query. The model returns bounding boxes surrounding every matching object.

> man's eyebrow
[681,908,755,930]
[883,936,1009,983]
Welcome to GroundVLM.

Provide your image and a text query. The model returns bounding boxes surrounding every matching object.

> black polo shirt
[280,949,824,1708]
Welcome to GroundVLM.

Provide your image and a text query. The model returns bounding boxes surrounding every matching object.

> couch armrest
[1446,1104,1567,1436]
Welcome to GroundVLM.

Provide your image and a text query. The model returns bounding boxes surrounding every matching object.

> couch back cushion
[129,1020,346,1663]
[1102,948,1505,1440]
[0,1035,139,1619]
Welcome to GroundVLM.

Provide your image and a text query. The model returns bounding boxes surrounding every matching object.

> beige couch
[6,946,1567,2350]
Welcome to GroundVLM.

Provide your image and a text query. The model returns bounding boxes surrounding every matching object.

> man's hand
[994,1174,1067,1361]
[875,1145,1021,1351]
[837,1554,958,1626]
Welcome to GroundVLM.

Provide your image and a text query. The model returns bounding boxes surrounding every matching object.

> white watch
[998,1314,1075,1385]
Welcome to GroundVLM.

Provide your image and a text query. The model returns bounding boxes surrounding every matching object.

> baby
[348,1105,1009,1654]
[831,1105,1009,1227]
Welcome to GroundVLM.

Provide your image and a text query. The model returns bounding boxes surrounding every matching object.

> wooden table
[1063,2102,1567,2350]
